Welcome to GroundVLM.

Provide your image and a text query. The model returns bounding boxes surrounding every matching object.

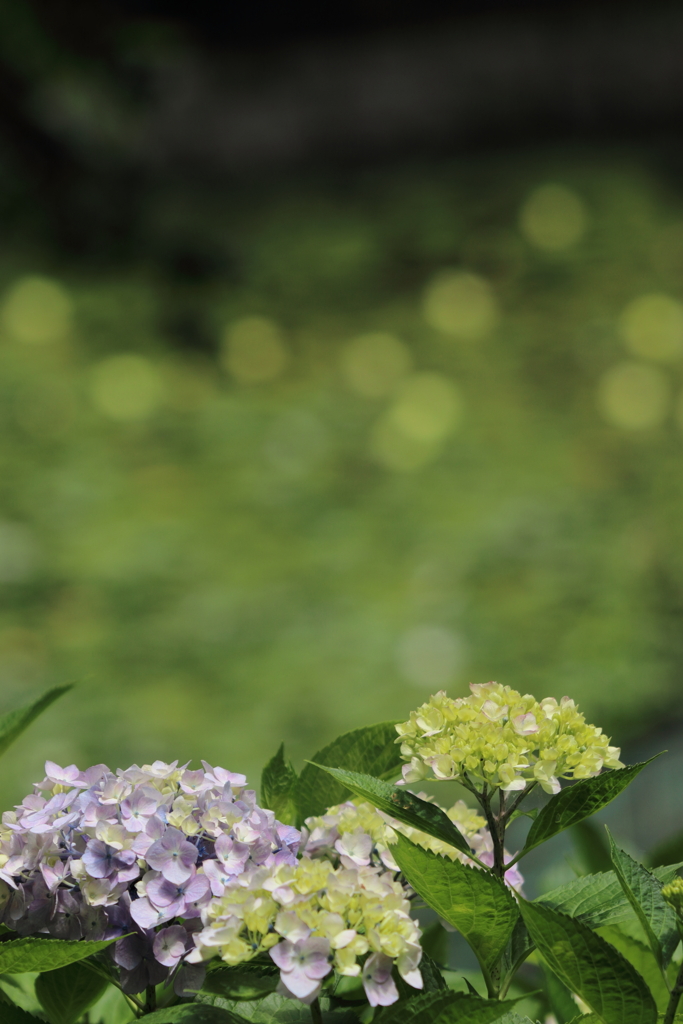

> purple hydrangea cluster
[0,759,300,995]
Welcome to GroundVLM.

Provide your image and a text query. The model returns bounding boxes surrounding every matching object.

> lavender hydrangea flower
[271,936,333,1002]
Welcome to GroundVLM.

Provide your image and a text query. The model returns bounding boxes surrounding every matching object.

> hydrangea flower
[0,759,300,995]
[396,683,623,794]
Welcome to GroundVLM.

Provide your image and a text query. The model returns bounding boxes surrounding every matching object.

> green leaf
[420,920,450,967]
[606,827,679,969]
[0,685,72,760]
[596,925,670,1012]
[519,758,659,859]
[544,964,583,1024]
[537,863,683,931]
[392,832,519,987]
[203,960,279,1001]
[499,917,535,990]
[376,990,521,1024]
[295,721,402,822]
[132,1008,250,1023]
[260,744,298,826]
[0,936,119,973]
[519,899,657,1024]
[35,959,108,1024]
[0,1005,44,1024]
[307,764,472,856]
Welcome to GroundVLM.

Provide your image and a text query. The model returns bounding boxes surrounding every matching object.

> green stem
[664,959,683,1024]
[145,984,157,1013]
[310,997,323,1024]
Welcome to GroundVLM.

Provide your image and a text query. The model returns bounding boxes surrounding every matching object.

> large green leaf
[0,936,118,974]
[607,828,679,969]
[536,864,682,931]
[200,995,356,1023]
[544,965,580,1024]
[596,926,670,1012]
[260,744,298,826]
[519,900,657,1024]
[203,960,279,1001]
[518,759,659,859]
[0,1005,44,1024]
[0,685,72,760]
[375,990,521,1024]
[307,764,472,856]
[295,721,402,822]
[132,1008,250,1023]
[35,959,108,1024]
[392,832,519,988]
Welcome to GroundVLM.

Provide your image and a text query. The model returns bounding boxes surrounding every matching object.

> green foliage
[519,758,658,858]
[204,960,280,1002]
[392,832,519,986]
[260,744,298,826]
[382,991,523,1023]
[307,764,471,854]
[536,863,682,929]
[132,1009,251,1023]
[596,925,671,1012]
[519,900,657,1024]
[648,830,683,869]
[294,722,402,822]
[606,827,679,969]
[0,685,71,760]
[0,1005,44,1024]
[35,959,108,1024]
[544,965,580,1024]
[0,936,118,973]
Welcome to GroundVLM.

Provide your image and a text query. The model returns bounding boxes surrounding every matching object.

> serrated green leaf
[0,1004,44,1024]
[597,925,670,1012]
[0,685,72,760]
[295,721,402,823]
[606,827,679,969]
[0,936,118,973]
[36,959,108,1024]
[536,863,683,931]
[132,1007,250,1023]
[201,994,356,1023]
[203,961,279,1001]
[392,832,519,988]
[307,764,472,856]
[544,964,583,1024]
[519,759,659,860]
[377,989,521,1024]
[519,900,657,1024]
[260,744,298,826]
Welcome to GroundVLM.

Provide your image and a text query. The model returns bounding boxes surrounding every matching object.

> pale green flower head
[662,878,683,916]
[396,682,623,794]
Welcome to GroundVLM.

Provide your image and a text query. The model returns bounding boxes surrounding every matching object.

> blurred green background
[3,2,683,810]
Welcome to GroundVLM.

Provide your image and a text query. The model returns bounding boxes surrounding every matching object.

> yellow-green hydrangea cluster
[187,855,422,1006]
[396,683,623,794]
[304,797,524,892]
[662,878,683,916]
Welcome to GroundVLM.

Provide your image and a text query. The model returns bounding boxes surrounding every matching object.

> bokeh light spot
[391,372,462,443]
[340,331,412,397]
[1,276,73,344]
[90,354,164,421]
[370,373,462,471]
[519,183,587,251]
[222,316,289,383]
[619,293,683,362]
[423,270,498,339]
[598,361,669,430]
[396,625,464,688]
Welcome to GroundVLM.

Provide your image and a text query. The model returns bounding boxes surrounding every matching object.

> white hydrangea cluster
[396,683,623,794]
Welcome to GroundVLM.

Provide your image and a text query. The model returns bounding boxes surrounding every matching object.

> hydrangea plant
[0,683,680,1024]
